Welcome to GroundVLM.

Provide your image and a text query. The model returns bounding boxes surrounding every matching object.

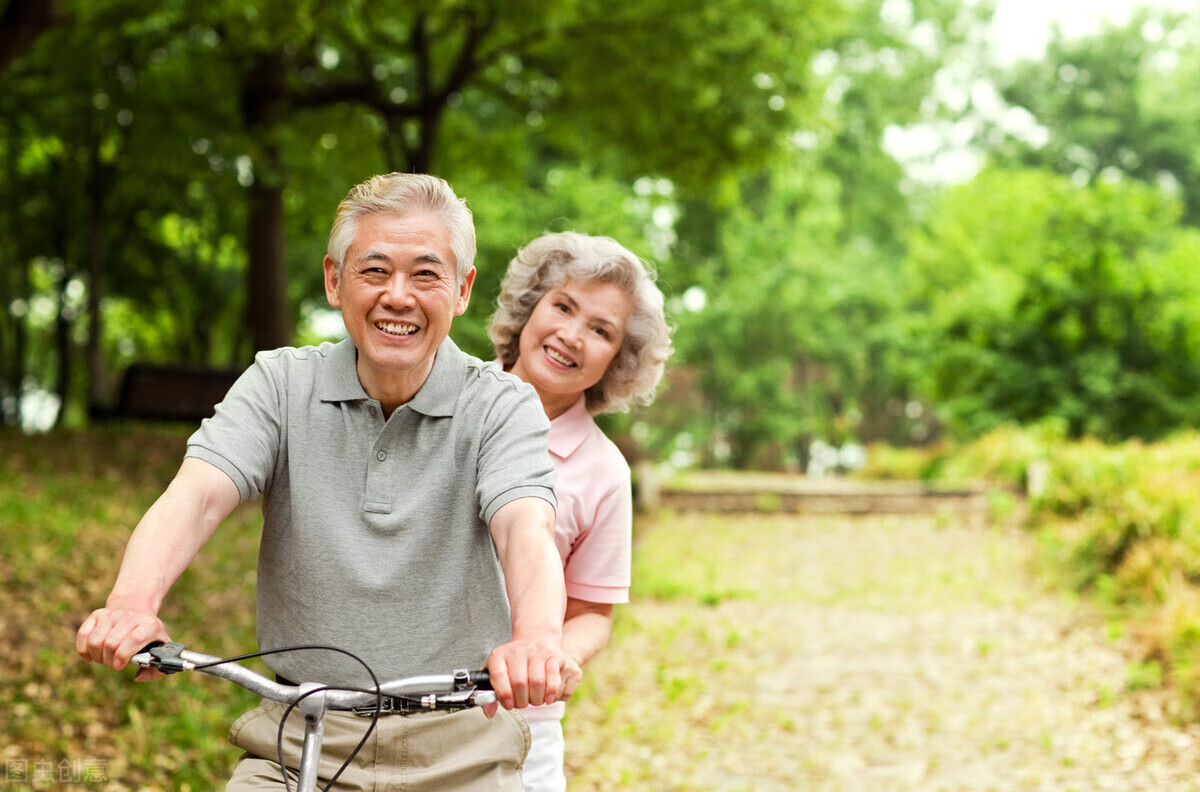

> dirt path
[563,512,1200,791]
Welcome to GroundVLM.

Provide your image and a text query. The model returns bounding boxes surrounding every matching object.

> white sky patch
[883,0,1195,185]
[989,0,1197,64]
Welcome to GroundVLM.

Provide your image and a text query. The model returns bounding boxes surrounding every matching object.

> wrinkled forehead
[349,211,456,262]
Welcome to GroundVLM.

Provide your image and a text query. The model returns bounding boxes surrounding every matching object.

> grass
[2,426,263,790]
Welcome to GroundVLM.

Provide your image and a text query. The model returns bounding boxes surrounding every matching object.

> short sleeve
[186,353,283,501]
[475,383,557,524]
[563,477,632,604]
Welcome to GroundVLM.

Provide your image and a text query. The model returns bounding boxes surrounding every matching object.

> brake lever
[130,641,192,674]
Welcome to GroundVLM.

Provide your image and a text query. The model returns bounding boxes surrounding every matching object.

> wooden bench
[92,363,241,423]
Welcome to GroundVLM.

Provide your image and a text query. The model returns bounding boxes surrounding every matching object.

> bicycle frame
[131,643,494,792]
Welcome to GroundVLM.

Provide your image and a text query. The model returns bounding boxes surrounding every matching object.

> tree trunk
[382,112,419,173]
[85,215,105,409]
[2,115,23,424]
[245,167,290,353]
[12,291,26,425]
[0,0,64,77]
[5,261,29,426]
[241,52,291,353]
[84,147,110,410]
[53,270,71,428]
[410,109,438,174]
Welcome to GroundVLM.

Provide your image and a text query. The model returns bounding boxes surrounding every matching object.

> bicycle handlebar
[131,642,495,711]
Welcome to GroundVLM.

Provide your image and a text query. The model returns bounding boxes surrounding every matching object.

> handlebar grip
[469,670,492,690]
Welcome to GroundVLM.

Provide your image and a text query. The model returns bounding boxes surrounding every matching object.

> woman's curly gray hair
[489,231,673,415]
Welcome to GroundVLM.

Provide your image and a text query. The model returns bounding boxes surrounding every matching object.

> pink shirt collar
[548,395,592,459]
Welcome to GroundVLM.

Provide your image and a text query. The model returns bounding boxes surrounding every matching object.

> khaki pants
[225,699,530,791]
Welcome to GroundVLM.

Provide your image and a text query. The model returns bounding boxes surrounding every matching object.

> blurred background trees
[906,168,1200,439]
[3,0,1199,470]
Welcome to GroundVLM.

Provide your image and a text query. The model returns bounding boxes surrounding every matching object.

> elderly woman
[489,231,673,792]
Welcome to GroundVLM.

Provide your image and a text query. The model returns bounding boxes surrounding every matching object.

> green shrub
[854,442,942,481]
[937,427,1200,717]
[895,420,1064,491]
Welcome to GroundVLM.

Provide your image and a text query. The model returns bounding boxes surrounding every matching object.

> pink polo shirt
[525,395,632,722]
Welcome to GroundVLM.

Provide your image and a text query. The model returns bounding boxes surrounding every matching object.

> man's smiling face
[323,210,475,408]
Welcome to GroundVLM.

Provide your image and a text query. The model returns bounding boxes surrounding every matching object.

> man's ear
[323,256,341,308]
[456,267,477,316]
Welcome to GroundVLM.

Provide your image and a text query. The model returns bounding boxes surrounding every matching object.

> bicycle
[131,641,496,792]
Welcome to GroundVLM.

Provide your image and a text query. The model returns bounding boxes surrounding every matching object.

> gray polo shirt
[186,337,556,686]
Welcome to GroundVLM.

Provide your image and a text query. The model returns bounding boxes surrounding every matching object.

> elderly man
[76,173,566,790]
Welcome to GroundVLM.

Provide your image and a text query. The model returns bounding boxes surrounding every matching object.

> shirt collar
[548,395,591,458]
[318,336,463,417]
[407,336,463,417]
[318,338,369,402]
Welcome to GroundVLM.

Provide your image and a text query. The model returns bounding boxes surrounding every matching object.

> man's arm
[75,457,241,679]
[486,495,566,712]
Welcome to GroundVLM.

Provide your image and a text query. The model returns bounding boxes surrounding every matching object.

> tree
[1,0,845,427]
[986,7,1200,224]
[907,168,1200,439]
[176,0,841,350]
[0,2,262,422]
[640,0,984,469]
[0,5,138,422]
[0,0,67,77]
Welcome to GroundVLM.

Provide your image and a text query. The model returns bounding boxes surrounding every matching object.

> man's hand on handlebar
[75,606,170,682]
[483,638,567,718]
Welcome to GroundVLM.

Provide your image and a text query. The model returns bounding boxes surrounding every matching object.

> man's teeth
[546,347,575,367]
[376,321,418,335]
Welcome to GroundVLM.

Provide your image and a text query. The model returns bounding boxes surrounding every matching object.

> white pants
[522,719,566,792]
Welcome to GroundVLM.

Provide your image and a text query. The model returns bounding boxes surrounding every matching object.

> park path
[565,511,1200,791]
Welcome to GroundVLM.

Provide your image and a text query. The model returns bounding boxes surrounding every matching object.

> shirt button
[376,451,387,462]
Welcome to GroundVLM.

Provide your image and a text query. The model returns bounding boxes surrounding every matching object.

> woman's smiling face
[509,279,632,418]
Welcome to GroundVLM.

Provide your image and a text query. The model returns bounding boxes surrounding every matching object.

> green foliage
[1,0,846,429]
[908,168,1200,440]
[6,0,1200,466]
[920,419,1063,488]
[642,0,987,468]
[540,0,838,190]
[853,442,940,480]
